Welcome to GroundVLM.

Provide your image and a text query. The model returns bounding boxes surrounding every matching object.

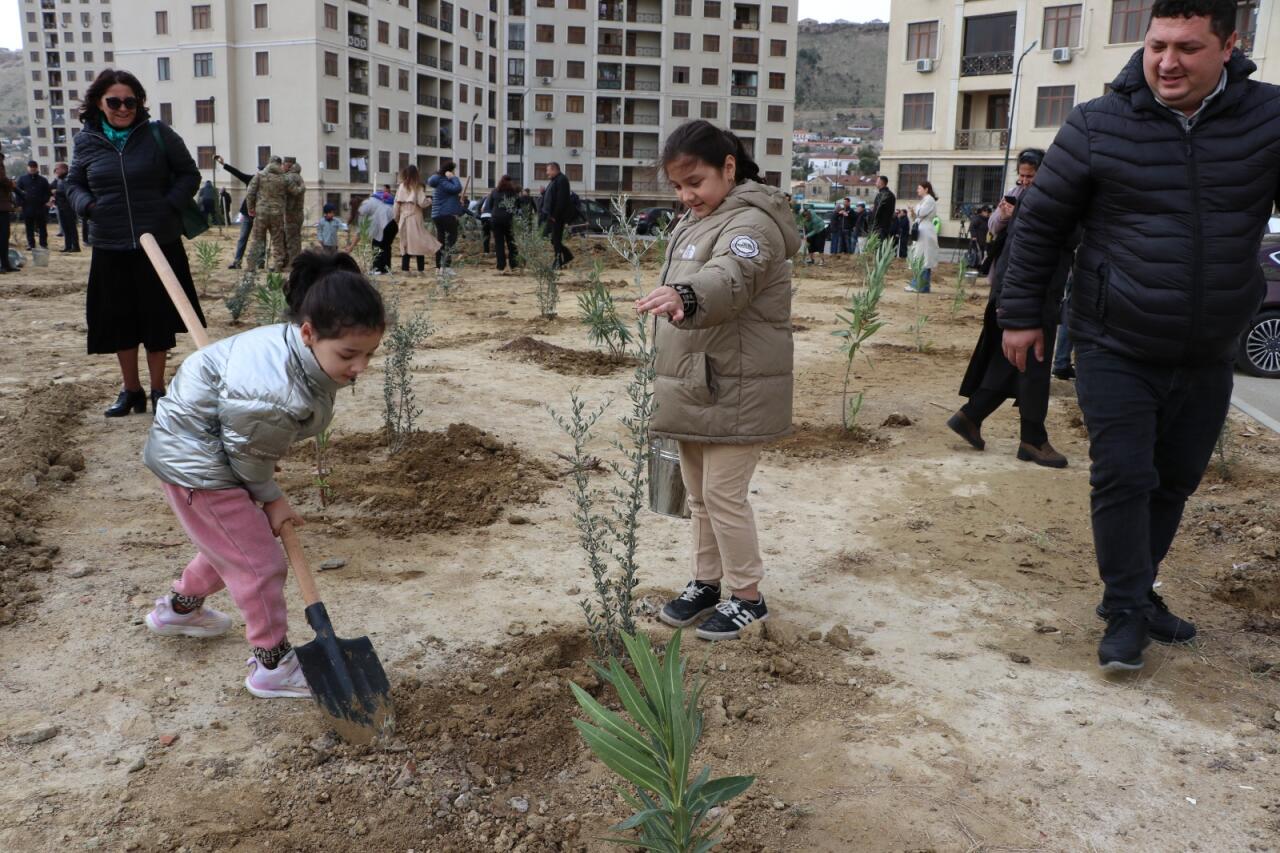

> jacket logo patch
[729,235,759,258]
[681,244,697,260]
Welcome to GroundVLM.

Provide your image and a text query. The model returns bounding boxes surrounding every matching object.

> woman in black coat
[66,69,205,417]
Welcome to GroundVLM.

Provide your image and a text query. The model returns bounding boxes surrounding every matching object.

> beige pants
[678,441,765,593]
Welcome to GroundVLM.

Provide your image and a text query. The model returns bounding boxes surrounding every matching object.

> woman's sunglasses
[105,97,138,110]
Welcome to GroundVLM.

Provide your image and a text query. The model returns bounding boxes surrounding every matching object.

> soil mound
[322,424,554,536]
[497,335,636,376]
[769,422,888,460]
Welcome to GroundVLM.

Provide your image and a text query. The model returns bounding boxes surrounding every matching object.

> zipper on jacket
[1184,128,1203,357]
[117,146,138,249]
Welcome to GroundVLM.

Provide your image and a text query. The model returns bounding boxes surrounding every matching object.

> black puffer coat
[66,111,200,251]
[999,49,1280,365]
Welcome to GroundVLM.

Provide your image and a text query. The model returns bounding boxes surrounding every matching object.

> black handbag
[910,222,920,241]
[148,122,210,240]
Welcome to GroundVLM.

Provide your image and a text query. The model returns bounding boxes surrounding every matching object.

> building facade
[880,0,1275,237]
[19,0,798,220]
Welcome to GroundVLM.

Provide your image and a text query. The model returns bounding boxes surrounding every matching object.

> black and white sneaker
[659,581,722,628]
[695,595,769,641]
[1096,589,1197,645]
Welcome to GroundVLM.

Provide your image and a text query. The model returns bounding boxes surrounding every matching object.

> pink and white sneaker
[244,650,312,699]
[144,596,232,638]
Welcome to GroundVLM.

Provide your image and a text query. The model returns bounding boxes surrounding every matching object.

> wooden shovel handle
[279,521,321,607]
[141,232,210,350]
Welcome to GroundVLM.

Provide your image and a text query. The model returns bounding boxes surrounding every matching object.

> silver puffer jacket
[143,323,344,503]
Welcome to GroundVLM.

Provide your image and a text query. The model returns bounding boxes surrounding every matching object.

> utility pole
[209,95,219,230]
[1000,41,1038,192]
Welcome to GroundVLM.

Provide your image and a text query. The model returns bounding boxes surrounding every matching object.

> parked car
[631,207,675,236]
[1238,233,1280,378]
[569,198,619,236]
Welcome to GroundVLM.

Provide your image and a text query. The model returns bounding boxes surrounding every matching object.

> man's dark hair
[548,161,561,170]
[877,175,889,186]
[1150,0,1238,45]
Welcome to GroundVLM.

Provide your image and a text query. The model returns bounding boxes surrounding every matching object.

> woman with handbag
[906,182,940,293]
[66,68,205,417]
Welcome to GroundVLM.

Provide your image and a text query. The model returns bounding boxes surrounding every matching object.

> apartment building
[880,0,1275,238]
[19,0,798,219]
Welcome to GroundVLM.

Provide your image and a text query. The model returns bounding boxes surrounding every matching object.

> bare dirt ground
[1,232,1278,853]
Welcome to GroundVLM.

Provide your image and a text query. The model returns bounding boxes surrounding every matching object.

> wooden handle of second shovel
[279,521,322,608]
[141,233,210,350]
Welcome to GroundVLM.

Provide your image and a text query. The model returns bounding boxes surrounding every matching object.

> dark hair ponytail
[659,120,761,184]
[1017,148,1045,169]
[285,250,386,339]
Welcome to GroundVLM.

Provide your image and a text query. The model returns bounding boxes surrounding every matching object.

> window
[902,93,934,130]
[704,1,721,17]
[324,52,339,76]
[907,21,939,60]
[567,95,584,113]
[256,99,270,123]
[1035,85,1075,127]
[1238,0,1259,54]
[536,24,553,41]
[899,164,929,197]
[673,66,689,84]
[567,60,585,78]
[535,59,554,77]
[324,4,338,29]
[255,51,269,76]
[770,39,787,57]
[1110,0,1152,44]
[375,107,388,131]
[702,68,718,85]
[324,98,339,124]
[399,69,410,90]
[378,64,389,87]
[326,146,340,170]
[461,46,469,64]
[257,146,271,168]
[767,104,784,122]
[191,5,211,30]
[534,128,552,146]
[566,129,583,147]
[951,164,1002,217]
[568,26,585,44]
[766,138,782,156]
[196,146,215,170]
[567,163,583,181]
[159,103,173,125]
[253,3,268,28]
[377,20,389,43]
[399,27,410,50]
[155,10,168,34]
[703,34,720,51]
[157,56,170,81]
[768,72,785,89]
[399,111,410,133]
[195,98,215,123]
[675,32,691,49]
[193,52,213,77]
[1042,5,1082,49]
[701,101,718,119]
[672,99,689,117]
[771,5,787,23]
[461,84,470,102]
[535,94,553,111]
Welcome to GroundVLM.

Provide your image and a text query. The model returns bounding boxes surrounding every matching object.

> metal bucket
[648,437,690,519]
[31,247,49,268]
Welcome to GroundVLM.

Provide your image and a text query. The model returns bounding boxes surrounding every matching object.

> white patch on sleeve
[729,235,760,259]
[681,243,697,260]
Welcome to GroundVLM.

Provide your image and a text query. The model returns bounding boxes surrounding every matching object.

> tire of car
[1239,309,1280,378]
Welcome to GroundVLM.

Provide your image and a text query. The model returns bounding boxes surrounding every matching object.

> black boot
[150,389,166,412]
[1098,609,1149,672]
[105,389,147,417]
[1096,589,1197,645]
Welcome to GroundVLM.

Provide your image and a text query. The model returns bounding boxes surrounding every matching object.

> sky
[0,0,890,51]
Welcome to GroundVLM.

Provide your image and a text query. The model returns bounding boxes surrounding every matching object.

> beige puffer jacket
[651,181,802,444]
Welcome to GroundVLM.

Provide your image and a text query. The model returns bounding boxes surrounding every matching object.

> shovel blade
[295,603,395,745]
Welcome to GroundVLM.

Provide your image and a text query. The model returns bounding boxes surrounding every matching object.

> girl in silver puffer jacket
[141,251,386,699]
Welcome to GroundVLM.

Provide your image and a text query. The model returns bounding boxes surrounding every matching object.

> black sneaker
[659,581,721,628]
[1098,609,1149,672]
[1096,590,1196,645]
[695,595,769,641]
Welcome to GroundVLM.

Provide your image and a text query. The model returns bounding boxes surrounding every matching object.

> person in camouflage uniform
[245,157,291,271]
[282,160,306,265]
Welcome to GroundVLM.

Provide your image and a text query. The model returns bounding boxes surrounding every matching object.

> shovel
[141,233,395,744]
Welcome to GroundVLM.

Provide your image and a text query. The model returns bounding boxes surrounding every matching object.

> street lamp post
[467,110,479,201]
[1000,40,1038,193]
[209,95,219,230]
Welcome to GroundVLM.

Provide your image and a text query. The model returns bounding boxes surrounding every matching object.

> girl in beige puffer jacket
[637,120,802,641]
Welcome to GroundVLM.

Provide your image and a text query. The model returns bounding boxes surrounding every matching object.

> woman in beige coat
[394,165,439,273]
[637,120,802,641]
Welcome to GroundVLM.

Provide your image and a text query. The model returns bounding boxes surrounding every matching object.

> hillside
[795,20,888,111]
[0,49,28,137]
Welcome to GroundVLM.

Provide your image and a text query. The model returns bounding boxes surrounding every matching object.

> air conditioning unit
[322,122,336,133]
[1051,47,1072,63]
[915,58,934,73]
[544,112,553,119]
[541,76,552,84]
[570,148,580,156]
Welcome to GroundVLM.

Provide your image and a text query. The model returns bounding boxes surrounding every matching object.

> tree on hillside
[858,144,879,176]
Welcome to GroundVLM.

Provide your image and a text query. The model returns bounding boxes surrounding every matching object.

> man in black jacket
[215,155,255,268]
[539,162,574,268]
[870,176,895,243]
[50,162,79,252]
[999,0,1280,672]
[16,161,51,251]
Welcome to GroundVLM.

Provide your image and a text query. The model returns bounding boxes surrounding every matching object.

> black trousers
[0,216,13,269]
[492,221,518,271]
[373,221,398,273]
[481,218,492,253]
[401,253,425,272]
[548,219,573,268]
[1074,342,1233,612]
[433,215,458,267]
[961,324,1056,447]
[24,210,48,249]
[57,204,79,250]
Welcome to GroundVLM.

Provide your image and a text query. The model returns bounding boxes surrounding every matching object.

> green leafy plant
[382,313,432,453]
[192,240,222,297]
[512,208,560,318]
[907,253,931,353]
[313,427,333,507]
[254,270,289,325]
[950,257,968,317]
[605,194,661,293]
[224,242,265,322]
[435,243,463,296]
[833,237,892,431]
[570,630,754,852]
[350,214,376,277]
[578,260,632,357]
[1214,423,1237,480]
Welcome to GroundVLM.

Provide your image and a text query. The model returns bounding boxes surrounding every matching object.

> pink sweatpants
[162,483,289,649]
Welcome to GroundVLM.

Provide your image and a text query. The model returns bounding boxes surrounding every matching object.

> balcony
[418,133,439,147]
[420,53,438,67]
[626,112,658,125]
[596,112,621,125]
[441,97,453,110]
[955,128,1008,150]
[628,80,660,92]
[508,73,525,85]
[629,11,662,24]
[349,79,369,95]
[350,166,369,183]
[732,52,758,64]
[733,19,759,30]
[960,51,1013,76]
[628,46,661,57]
[441,58,453,71]
[421,94,439,107]
[730,85,757,96]
[599,43,623,55]
[349,33,369,50]
[440,18,453,33]
[626,147,658,160]
[599,5,623,20]
[729,118,755,131]
[508,39,525,49]
[423,13,439,27]
[598,78,622,90]
[597,146,620,157]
